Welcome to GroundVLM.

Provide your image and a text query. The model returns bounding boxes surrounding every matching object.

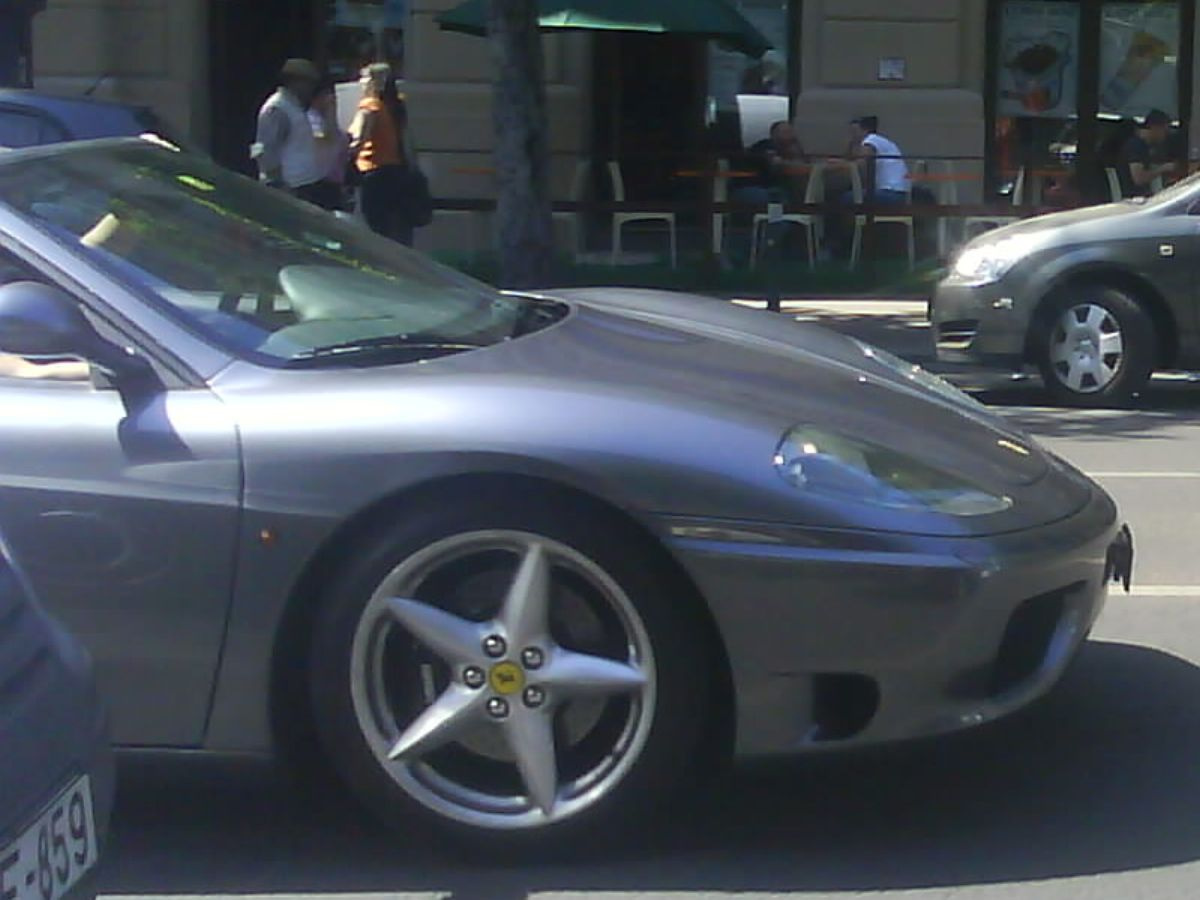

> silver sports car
[0,139,1132,847]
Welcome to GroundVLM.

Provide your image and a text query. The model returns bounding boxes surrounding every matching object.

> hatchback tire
[308,490,714,853]
[1033,285,1155,407]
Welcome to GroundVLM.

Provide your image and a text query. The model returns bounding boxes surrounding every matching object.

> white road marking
[1089,472,1200,479]
[1121,586,1200,597]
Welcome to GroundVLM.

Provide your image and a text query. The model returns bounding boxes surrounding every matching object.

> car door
[0,258,242,747]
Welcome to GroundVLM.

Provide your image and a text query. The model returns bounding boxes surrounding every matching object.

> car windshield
[0,141,565,366]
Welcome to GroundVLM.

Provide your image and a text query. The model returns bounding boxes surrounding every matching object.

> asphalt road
[98,301,1200,900]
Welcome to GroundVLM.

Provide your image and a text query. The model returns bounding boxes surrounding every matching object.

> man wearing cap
[252,58,326,204]
[1119,109,1176,198]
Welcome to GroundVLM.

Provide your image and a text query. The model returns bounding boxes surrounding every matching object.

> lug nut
[487,697,510,719]
[463,666,486,689]
[482,635,507,658]
[521,647,545,670]
[523,686,546,709]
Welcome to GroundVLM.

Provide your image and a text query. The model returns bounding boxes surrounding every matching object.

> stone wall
[793,0,987,198]
[31,0,210,145]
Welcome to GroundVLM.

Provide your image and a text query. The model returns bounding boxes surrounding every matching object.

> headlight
[773,426,1013,517]
[952,234,1041,286]
[852,339,981,410]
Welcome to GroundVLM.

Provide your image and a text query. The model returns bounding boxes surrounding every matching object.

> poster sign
[997,1,1080,118]
[1100,2,1180,118]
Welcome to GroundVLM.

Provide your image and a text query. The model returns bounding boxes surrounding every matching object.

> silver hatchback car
[0,532,114,900]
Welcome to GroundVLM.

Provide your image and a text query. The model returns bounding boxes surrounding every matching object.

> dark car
[0,138,1132,848]
[0,530,114,900]
[931,176,1200,406]
[0,89,177,150]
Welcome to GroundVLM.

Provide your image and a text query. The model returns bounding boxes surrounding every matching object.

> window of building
[988,0,1194,205]
[322,0,409,82]
[706,0,797,151]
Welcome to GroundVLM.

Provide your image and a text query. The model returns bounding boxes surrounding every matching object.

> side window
[0,111,42,149]
[0,249,91,383]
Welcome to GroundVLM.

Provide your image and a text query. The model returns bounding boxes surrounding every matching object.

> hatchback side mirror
[0,280,151,381]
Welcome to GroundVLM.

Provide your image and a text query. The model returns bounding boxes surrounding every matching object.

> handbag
[394,164,433,229]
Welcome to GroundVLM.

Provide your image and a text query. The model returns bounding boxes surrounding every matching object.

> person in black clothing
[1119,109,1176,197]
[736,121,808,200]
[727,121,808,265]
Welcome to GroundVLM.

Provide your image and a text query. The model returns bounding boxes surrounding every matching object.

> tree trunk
[488,0,553,289]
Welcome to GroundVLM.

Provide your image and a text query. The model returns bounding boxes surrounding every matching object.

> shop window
[707,0,793,150]
[994,1,1081,200]
[322,0,409,82]
[989,0,1192,205]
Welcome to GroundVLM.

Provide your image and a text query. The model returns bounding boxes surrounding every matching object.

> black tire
[307,487,715,854]
[1032,285,1156,407]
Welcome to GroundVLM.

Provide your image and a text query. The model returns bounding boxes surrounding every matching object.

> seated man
[1119,109,1176,197]
[728,121,809,264]
[733,120,809,206]
[824,114,910,258]
[833,115,910,203]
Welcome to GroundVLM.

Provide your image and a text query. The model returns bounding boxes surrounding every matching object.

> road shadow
[102,640,1200,897]
[970,377,1200,442]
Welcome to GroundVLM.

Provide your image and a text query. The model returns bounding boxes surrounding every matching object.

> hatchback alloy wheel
[1048,302,1125,395]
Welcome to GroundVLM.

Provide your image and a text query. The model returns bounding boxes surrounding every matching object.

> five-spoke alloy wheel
[1035,286,1155,407]
[309,493,712,849]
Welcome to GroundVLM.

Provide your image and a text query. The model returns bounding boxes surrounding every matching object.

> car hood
[545,288,1050,482]
[221,288,1094,535]
[978,200,1146,243]
[487,288,1085,529]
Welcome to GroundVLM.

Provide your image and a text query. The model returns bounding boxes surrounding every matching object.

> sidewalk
[732,296,934,363]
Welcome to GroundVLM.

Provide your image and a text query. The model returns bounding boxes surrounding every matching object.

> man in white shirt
[846,115,910,203]
[252,59,326,205]
[824,115,910,258]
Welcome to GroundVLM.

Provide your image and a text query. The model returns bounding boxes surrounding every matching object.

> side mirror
[0,280,150,381]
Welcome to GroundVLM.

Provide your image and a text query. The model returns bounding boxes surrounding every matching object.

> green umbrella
[436,0,772,59]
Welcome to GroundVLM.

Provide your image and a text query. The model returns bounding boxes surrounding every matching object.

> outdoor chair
[750,162,824,271]
[1106,166,1124,201]
[551,159,591,261]
[712,158,729,256]
[873,167,916,271]
[932,159,965,260]
[845,165,869,270]
[964,167,1026,237]
[608,161,678,268]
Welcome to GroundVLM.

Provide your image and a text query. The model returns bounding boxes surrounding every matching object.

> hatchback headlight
[952,234,1041,286]
[774,426,1013,517]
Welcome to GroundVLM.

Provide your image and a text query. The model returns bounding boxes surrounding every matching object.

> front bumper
[665,486,1124,756]
[0,618,115,897]
[930,279,1033,369]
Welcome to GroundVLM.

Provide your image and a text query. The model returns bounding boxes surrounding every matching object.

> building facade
[29,0,1200,246]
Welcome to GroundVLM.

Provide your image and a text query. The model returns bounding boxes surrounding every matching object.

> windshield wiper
[293,335,484,362]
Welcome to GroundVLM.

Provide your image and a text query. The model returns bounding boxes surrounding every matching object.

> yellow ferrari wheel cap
[489,661,525,695]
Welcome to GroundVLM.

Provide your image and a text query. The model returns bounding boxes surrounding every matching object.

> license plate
[0,776,97,900]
